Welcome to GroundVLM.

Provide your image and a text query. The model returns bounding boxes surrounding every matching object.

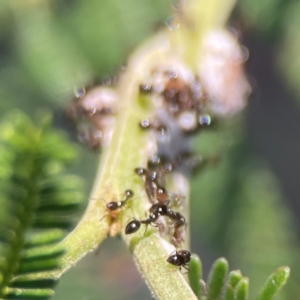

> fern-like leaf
[0,111,83,299]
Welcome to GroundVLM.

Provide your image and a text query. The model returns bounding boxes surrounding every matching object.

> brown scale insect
[162,76,196,114]
[65,85,117,151]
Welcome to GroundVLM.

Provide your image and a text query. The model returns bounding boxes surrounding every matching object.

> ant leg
[99,213,110,222]
[182,265,190,273]
[143,224,149,236]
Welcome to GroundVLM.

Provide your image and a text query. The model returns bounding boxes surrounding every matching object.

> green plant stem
[20,0,237,298]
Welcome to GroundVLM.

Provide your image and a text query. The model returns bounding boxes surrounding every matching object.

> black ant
[106,189,134,211]
[125,203,168,235]
[149,203,170,216]
[134,167,169,203]
[125,219,152,235]
[167,250,191,271]
[167,210,186,245]
[99,189,134,237]
[166,210,186,227]
[99,189,134,222]
[148,155,173,186]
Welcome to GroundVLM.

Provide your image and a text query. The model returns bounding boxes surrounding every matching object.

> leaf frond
[0,111,84,299]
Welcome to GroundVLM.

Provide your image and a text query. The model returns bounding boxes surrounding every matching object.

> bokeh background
[1,0,300,299]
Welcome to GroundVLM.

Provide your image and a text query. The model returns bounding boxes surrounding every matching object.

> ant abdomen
[106,202,120,211]
[167,250,191,271]
[149,203,169,216]
[125,220,141,234]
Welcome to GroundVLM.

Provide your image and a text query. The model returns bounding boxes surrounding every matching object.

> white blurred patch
[199,29,251,115]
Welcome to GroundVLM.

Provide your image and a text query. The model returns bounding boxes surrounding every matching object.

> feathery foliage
[0,111,83,299]
[0,0,297,299]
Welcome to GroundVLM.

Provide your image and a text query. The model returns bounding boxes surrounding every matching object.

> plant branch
[22,0,237,299]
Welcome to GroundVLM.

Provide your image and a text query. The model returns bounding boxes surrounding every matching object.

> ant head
[134,167,147,176]
[178,250,191,262]
[150,203,169,216]
[124,189,134,198]
[125,219,141,234]
[106,202,119,211]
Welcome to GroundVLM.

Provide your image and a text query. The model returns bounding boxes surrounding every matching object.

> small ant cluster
[102,156,191,271]
[122,152,191,270]
[125,164,186,247]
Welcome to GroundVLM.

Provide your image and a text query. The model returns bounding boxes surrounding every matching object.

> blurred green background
[1,0,300,299]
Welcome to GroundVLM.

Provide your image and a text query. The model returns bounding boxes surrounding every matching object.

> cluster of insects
[103,159,191,271]
[65,36,249,269]
[138,63,213,136]
[65,65,217,272]
[125,67,215,272]
[64,25,249,280]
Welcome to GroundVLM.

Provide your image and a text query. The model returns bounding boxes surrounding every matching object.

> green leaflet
[188,254,202,298]
[188,257,289,300]
[207,258,229,300]
[257,267,290,300]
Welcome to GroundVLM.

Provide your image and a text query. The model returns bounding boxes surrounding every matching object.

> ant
[148,201,186,230]
[125,203,186,241]
[167,249,191,271]
[167,210,185,227]
[166,209,186,245]
[134,167,169,203]
[125,219,152,235]
[99,189,134,221]
[106,189,134,211]
[99,189,134,237]
[148,155,173,185]
[125,203,168,235]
